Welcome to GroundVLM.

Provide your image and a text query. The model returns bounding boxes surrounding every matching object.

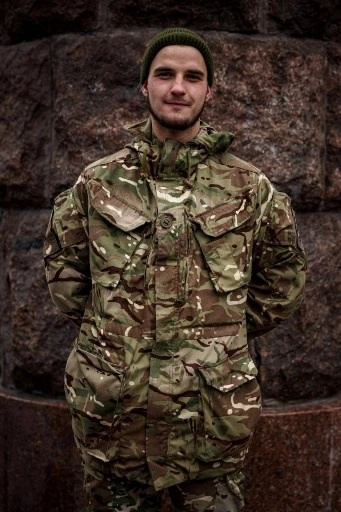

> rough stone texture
[331,402,341,512]
[49,31,148,203]
[325,43,341,209]
[0,0,101,45]
[0,209,78,396]
[265,0,341,42]
[108,0,259,33]
[205,34,326,211]
[253,212,341,401]
[244,398,341,512]
[0,388,84,512]
[0,40,51,208]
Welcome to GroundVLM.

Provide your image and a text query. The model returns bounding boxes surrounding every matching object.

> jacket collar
[124,117,234,180]
[125,117,234,154]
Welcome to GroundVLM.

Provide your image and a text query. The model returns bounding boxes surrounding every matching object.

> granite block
[205,33,326,210]
[0,0,100,44]
[0,388,84,512]
[0,41,51,208]
[0,209,78,396]
[265,0,341,42]
[108,0,259,33]
[244,398,341,511]
[50,32,148,202]
[326,43,341,208]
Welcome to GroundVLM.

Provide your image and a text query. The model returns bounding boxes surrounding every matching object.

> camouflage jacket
[44,118,306,490]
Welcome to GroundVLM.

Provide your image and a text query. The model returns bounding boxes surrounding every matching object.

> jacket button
[160,214,173,228]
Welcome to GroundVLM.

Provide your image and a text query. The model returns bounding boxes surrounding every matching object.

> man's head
[140,28,214,87]
[140,28,214,141]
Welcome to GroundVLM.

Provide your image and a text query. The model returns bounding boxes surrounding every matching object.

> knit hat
[140,28,214,86]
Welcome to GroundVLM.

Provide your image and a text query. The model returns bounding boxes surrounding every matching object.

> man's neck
[151,118,200,143]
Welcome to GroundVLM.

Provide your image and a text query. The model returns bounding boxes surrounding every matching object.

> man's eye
[157,72,171,79]
[187,74,201,82]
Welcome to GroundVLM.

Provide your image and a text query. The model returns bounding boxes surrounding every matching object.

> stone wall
[0,1,340,511]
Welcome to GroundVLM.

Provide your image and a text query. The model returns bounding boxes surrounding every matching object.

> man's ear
[141,81,148,97]
[205,86,212,102]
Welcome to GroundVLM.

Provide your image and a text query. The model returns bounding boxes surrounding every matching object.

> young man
[44,28,306,512]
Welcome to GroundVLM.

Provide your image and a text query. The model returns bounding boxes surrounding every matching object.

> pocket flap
[89,182,151,232]
[77,347,126,375]
[198,356,258,393]
[193,193,254,237]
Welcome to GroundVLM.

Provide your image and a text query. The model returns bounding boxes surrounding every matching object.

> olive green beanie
[140,28,214,86]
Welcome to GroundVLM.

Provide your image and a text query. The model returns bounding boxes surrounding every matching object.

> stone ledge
[0,387,340,512]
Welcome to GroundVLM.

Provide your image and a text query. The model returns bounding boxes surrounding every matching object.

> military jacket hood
[125,117,235,181]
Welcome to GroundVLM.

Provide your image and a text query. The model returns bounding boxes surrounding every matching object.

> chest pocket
[191,193,255,293]
[89,183,152,289]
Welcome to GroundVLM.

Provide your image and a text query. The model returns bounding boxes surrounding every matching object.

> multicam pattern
[83,469,244,511]
[44,118,306,494]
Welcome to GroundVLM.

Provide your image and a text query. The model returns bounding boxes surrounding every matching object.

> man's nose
[170,77,186,94]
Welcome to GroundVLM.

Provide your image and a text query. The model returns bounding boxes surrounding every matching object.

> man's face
[142,45,212,141]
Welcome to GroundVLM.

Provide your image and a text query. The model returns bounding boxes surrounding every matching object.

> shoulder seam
[216,152,263,175]
[84,147,133,171]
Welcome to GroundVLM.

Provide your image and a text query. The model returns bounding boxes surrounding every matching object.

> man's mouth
[165,99,189,105]
[165,101,190,108]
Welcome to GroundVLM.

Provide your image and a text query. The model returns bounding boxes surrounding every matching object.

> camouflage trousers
[84,466,245,512]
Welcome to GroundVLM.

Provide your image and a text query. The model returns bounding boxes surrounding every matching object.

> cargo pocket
[196,354,261,462]
[191,193,255,294]
[89,184,153,320]
[64,346,126,456]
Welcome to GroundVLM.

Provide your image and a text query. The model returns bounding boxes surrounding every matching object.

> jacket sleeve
[43,181,91,325]
[246,175,307,338]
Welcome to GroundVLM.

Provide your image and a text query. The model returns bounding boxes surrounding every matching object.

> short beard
[146,98,205,132]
